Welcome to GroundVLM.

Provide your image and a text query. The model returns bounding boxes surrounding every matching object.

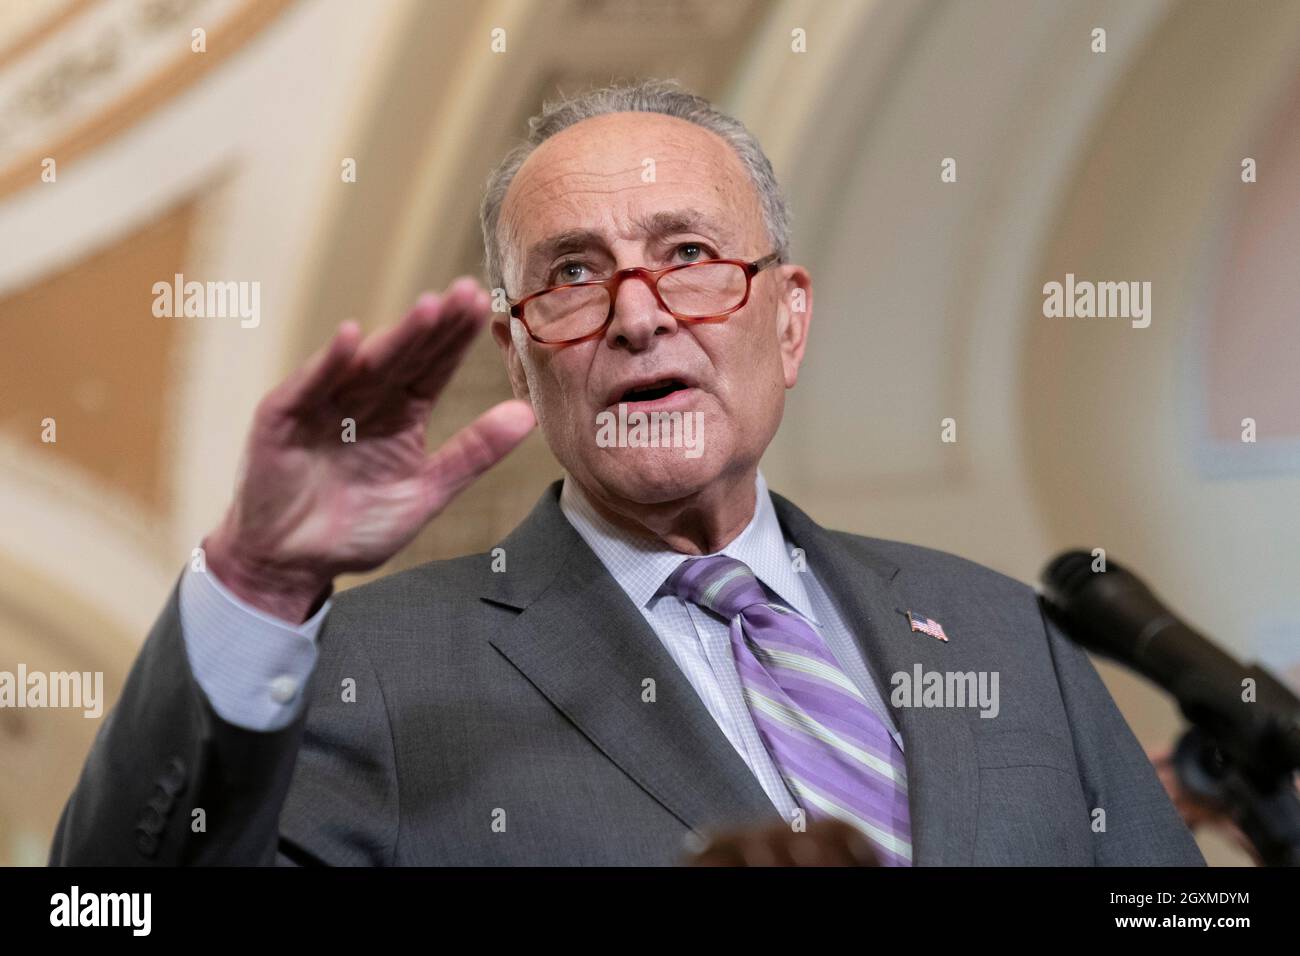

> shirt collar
[558,469,820,626]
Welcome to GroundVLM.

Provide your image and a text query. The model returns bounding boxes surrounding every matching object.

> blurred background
[1,0,1298,866]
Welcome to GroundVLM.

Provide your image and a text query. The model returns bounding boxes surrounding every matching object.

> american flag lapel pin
[907,610,949,643]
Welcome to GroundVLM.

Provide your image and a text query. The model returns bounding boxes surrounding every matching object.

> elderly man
[51,80,1202,866]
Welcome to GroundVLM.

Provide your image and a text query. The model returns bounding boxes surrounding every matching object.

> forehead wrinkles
[518,180,753,246]
[499,118,765,280]
[524,117,717,185]
[514,164,656,219]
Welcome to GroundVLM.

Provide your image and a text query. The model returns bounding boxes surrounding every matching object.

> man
[50,79,1203,866]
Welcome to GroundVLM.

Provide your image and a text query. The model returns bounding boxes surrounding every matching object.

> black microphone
[1039,550,1300,778]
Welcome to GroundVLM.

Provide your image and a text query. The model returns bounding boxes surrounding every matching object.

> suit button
[137,804,165,835]
[135,829,159,857]
[159,756,187,795]
[148,790,174,816]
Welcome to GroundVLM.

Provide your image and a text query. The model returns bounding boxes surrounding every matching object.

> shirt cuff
[178,559,331,732]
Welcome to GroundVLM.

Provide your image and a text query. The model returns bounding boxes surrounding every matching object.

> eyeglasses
[507,252,783,345]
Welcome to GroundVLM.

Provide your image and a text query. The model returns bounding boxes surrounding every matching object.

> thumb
[419,399,536,517]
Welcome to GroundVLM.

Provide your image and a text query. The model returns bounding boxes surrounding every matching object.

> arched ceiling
[0,0,297,201]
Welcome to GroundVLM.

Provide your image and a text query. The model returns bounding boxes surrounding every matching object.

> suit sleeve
[48,575,313,865]
[1039,600,1205,865]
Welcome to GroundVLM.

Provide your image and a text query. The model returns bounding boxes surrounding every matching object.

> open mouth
[618,378,690,404]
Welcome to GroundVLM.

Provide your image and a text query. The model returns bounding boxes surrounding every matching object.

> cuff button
[269,675,299,704]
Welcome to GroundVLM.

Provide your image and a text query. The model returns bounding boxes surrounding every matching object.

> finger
[711,824,799,867]
[780,820,876,866]
[842,829,881,866]
[759,827,803,866]
[355,292,442,375]
[419,399,536,514]
[322,285,482,427]
[686,827,774,866]
[400,283,493,402]
[786,829,842,866]
[337,282,487,425]
[394,279,490,384]
[361,278,486,383]
[819,821,878,866]
[271,320,362,415]
[686,840,747,867]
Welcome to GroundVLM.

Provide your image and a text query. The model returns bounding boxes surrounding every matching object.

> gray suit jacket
[50,481,1204,865]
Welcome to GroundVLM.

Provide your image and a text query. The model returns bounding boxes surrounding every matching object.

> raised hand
[203,277,536,623]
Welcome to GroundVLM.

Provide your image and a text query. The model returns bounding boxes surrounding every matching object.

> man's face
[492,111,812,505]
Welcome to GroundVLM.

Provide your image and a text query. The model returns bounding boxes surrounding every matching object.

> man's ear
[775,265,813,389]
[491,312,532,403]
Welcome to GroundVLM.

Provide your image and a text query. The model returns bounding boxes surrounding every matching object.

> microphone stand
[1166,659,1300,866]
[1172,725,1300,867]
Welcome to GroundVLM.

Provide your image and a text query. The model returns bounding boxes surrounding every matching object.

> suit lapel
[771,493,980,865]
[484,482,780,837]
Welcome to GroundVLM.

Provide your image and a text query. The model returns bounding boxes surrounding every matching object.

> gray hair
[479,78,791,295]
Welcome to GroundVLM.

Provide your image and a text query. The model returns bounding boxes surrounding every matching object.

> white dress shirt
[558,469,901,820]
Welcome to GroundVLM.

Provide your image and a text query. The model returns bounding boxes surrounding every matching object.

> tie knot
[666,555,768,618]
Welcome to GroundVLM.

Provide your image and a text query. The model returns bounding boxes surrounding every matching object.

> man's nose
[604,272,678,350]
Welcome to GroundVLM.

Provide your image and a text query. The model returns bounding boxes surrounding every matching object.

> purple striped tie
[668,555,913,865]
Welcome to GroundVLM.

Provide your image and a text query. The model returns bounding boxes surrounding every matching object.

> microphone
[1039,550,1300,778]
